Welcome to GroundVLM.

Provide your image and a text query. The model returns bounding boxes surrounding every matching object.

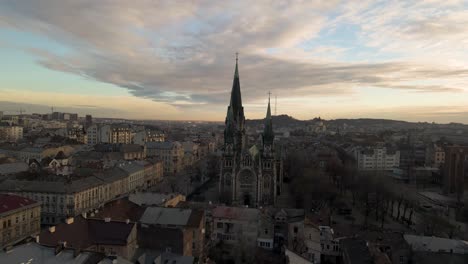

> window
[293,226,298,233]
[217,222,223,228]
[264,228,268,235]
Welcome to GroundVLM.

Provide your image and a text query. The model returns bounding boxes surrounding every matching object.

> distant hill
[246,114,307,127]
[246,116,454,129]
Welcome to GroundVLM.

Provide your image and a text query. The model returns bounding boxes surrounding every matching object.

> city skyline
[1,1,468,123]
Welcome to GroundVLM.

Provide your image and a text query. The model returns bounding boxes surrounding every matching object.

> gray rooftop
[145,141,181,150]
[129,192,181,206]
[404,234,468,254]
[0,162,29,175]
[0,242,100,264]
[140,207,192,226]
[0,176,104,194]
[118,161,144,174]
[20,147,44,153]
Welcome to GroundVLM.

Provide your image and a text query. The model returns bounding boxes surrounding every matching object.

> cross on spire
[235,52,238,63]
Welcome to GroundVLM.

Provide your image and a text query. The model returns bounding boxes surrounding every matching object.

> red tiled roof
[0,194,38,214]
[93,198,145,222]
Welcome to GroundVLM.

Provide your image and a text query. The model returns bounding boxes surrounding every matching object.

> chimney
[49,226,56,233]
[104,217,111,222]
[65,217,74,225]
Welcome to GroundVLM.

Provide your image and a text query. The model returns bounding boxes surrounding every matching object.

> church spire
[229,53,243,121]
[263,92,274,145]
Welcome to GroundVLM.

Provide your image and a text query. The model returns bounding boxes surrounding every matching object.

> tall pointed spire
[229,53,243,121]
[263,92,274,145]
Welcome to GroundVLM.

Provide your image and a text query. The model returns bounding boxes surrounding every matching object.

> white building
[0,125,23,142]
[86,124,111,146]
[352,146,400,171]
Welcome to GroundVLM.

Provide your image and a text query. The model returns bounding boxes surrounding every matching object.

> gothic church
[219,56,283,207]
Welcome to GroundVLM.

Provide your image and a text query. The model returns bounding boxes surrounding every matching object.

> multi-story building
[426,143,446,168]
[352,146,400,171]
[119,161,145,192]
[86,124,111,146]
[0,124,23,142]
[137,159,163,188]
[0,166,147,225]
[110,124,133,144]
[0,194,41,248]
[133,129,165,146]
[146,141,184,175]
[86,124,99,146]
[182,141,200,167]
[85,115,93,127]
[39,216,138,259]
[443,146,468,201]
[212,206,259,249]
[139,207,205,258]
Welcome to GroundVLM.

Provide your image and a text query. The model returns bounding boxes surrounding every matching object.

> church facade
[219,57,283,207]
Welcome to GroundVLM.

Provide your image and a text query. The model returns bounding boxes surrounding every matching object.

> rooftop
[92,198,145,222]
[0,242,105,264]
[129,192,183,206]
[140,207,196,227]
[40,216,136,248]
[0,193,39,214]
[0,162,29,175]
[212,206,259,221]
[404,234,468,254]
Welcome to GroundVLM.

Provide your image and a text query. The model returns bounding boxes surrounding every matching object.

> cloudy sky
[1,0,468,122]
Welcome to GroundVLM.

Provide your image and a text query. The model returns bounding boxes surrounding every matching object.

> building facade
[219,57,283,207]
[146,141,184,175]
[443,146,468,201]
[0,194,41,248]
[353,146,400,171]
[0,125,23,142]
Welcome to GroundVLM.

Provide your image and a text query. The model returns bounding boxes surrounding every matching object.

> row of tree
[286,145,455,236]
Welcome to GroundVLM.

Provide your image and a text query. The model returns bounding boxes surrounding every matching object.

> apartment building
[352,146,400,171]
[139,207,205,258]
[39,216,137,259]
[110,124,133,144]
[0,125,23,142]
[146,141,184,175]
[0,166,146,225]
[0,194,41,248]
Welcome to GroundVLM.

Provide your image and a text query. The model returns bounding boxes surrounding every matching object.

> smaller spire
[263,92,274,146]
[234,52,239,78]
[267,92,271,119]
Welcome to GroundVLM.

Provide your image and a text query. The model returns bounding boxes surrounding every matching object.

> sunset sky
[1,0,468,122]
